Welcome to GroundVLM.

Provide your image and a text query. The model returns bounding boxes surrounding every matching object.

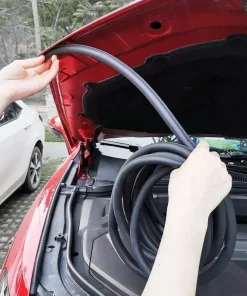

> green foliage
[0,15,5,27]
[39,0,132,47]
[74,0,131,25]
[38,0,80,47]
[45,130,64,142]
[0,0,35,66]
[93,0,128,15]
[41,27,61,48]
[0,0,133,67]
[73,0,98,25]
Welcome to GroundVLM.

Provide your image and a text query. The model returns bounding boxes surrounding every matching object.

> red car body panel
[0,147,79,295]
[42,0,247,147]
[2,0,247,295]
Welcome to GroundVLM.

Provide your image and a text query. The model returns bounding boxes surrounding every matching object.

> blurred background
[1,0,247,267]
[0,0,133,128]
[1,0,247,150]
[0,0,133,66]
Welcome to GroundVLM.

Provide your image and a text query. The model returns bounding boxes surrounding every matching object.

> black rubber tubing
[45,44,194,149]
[110,142,236,284]
[45,45,236,286]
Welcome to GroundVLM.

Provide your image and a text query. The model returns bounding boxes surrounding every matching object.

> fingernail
[52,55,58,62]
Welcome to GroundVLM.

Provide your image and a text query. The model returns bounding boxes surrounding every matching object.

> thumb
[181,140,209,170]
[197,141,210,150]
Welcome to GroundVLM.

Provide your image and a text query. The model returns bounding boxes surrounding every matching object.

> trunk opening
[37,146,247,296]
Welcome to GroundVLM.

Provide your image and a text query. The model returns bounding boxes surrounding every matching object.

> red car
[1,0,247,295]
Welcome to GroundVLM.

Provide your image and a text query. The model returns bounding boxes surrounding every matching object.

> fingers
[37,55,59,87]
[197,141,209,150]
[34,58,52,75]
[211,151,220,158]
[7,55,59,101]
[210,151,222,166]
[223,174,233,200]
[226,174,233,193]
[218,171,232,200]
[204,146,227,170]
[183,141,209,167]
[14,55,45,69]
[170,168,180,179]
[221,161,227,170]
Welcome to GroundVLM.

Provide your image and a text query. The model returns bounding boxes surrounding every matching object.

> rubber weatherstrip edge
[66,186,106,296]
[30,160,74,295]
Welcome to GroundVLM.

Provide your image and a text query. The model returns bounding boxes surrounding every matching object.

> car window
[0,103,22,127]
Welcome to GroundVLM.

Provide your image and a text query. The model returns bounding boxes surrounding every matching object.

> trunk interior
[83,36,247,138]
[38,144,247,296]
[37,35,247,296]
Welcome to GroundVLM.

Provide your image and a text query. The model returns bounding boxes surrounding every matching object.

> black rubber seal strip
[45,44,194,150]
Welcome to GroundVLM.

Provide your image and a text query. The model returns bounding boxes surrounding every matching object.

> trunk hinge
[78,140,95,177]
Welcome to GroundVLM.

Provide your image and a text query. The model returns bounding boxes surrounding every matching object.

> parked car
[0,100,45,204]
[1,0,247,295]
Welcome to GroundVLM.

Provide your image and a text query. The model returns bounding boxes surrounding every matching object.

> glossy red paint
[42,0,247,148]
[0,146,79,296]
[3,0,247,294]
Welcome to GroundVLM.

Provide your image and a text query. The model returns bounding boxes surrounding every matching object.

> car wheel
[23,146,42,193]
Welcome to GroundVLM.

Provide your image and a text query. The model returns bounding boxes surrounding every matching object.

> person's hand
[168,141,232,220]
[0,55,59,105]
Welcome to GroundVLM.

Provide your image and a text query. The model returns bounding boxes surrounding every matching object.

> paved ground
[44,142,68,159]
[0,158,64,267]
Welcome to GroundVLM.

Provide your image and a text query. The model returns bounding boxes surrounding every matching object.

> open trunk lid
[43,0,247,149]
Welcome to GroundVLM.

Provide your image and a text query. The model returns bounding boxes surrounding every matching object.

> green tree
[40,0,133,48]
[93,0,130,15]
[38,0,82,48]
[0,0,133,68]
[74,0,132,25]
[0,0,35,67]
[73,0,98,26]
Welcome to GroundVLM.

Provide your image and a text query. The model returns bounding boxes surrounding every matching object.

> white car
[0,100,45,205]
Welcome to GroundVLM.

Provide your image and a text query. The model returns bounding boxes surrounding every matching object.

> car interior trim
[30,159,75,295]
